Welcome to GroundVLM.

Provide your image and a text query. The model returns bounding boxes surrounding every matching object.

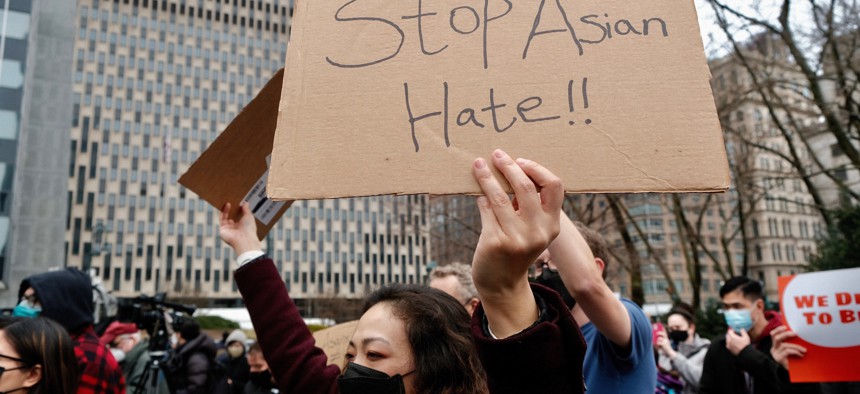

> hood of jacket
[19,268,93,333]
[678,333,711,357]
[225,329,247,348]
[177,333,217,360]
[757,310,783,342]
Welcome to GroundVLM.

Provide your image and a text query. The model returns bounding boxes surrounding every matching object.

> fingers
[490,150,541,215]
[473,157,517,225]
[516,157,563,213]
[780,343,808,354]
[220,202,232,225]
[772,327,796,346]
[474,195,501,237]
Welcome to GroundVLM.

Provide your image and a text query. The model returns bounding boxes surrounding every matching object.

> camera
[116,293,197,353]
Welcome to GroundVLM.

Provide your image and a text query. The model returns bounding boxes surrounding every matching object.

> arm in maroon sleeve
[471,283,586,394]
[234,257,340,394]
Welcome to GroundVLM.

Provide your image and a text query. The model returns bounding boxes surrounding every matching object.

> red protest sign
[778,268,860,383]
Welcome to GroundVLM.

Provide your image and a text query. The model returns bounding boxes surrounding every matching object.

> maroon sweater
[234,257,586,393]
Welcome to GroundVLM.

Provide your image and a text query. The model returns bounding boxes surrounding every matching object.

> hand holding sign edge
[471,149,562,339]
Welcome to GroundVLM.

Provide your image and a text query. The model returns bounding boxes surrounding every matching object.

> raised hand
[770,325,806,370]
[219,202,263,255]
[471,149,563,338]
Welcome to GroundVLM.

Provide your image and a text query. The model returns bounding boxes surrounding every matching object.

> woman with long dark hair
[0,317,79,394]
[220,150,587,393]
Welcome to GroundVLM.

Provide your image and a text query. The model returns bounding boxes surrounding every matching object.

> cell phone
[651,322,665,345]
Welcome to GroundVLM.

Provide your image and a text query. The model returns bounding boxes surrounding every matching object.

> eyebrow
[348,337,392,348]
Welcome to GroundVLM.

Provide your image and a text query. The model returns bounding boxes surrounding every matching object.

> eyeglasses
[0,354,33,376]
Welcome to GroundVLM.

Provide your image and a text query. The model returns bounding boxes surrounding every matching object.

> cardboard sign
[778,268,860,383]
[312,320,359,367]
[268,0,729,199]
[179,69,293,239]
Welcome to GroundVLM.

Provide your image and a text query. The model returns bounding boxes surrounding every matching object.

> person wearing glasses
[0,317,79,394]
[14,269,126,394]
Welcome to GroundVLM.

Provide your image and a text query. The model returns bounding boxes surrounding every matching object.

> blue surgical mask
[12,300,42,318]
[724,309,753,332]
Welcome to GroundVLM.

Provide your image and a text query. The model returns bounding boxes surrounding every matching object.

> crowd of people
[1,152,856,393]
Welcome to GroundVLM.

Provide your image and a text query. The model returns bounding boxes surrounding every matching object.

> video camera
[116,293,197,353]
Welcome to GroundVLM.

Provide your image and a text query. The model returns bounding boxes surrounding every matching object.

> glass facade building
[66,0,430,302]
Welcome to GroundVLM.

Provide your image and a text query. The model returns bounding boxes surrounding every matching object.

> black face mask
[337,362,411,394]
[668,330,690,344]
[249,370,273,388]
[534,267,576,309]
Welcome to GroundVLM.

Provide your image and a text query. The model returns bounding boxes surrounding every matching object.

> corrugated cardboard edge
[178,69,293,240]
[266,0,731,201]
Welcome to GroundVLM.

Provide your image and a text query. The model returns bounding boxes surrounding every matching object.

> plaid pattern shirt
[73,326,127,394]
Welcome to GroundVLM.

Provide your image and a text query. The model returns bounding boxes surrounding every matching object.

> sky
[694,0,815,58]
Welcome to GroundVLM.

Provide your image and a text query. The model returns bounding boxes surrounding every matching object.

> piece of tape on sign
[242,169,287,227]
[782,268,860,348]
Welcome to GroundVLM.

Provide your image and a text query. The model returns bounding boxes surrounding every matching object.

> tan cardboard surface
[179,69,292,239]
[269,0,729,199]
[312,320,359,367]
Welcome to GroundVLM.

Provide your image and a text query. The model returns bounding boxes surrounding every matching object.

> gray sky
[694,0,814,58]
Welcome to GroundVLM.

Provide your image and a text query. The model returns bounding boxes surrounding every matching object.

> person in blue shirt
[534,218,657,393]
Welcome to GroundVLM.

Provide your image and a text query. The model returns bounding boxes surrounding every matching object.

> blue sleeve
[598,299,654,371]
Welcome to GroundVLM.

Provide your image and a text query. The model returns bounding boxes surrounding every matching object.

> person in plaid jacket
[15,268,127,394]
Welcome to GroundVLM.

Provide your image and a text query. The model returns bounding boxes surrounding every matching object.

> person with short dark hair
[655,303,710,394]
[0,317,80,394]
[15,269,126,394]
[533,219,657,392]
[699,277,820,394]
[243,342,276,394]
[165,319,217,394]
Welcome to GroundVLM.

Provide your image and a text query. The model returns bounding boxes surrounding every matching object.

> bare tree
[707,0,860,218]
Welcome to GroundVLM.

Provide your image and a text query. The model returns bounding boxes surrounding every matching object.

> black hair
[178,318,201,341]
[0,317,80,394]
[362,284,489,394]
[719,276,764,301]
[668,302,696,325]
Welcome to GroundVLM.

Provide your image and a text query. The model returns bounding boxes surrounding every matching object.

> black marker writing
[483,0,513,69]
[523,0,584,60]
[404,79,590,151]
[402,0,448,56]
[326,0,405,68]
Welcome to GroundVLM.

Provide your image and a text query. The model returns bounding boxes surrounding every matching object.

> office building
[64,0,431,303]
[0,0,76,306]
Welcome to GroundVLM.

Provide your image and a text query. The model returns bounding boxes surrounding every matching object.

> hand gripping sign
[778,268,860,383]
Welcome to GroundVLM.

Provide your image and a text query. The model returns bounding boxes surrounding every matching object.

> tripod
[133,350,169,394]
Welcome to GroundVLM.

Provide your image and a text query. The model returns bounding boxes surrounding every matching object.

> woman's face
[667,314,695,342]
[0,330,39,393]
[346,302,416,392]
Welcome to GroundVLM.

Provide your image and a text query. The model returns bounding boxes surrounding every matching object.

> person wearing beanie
[216,329,250,394]
[101,322,151,390]
[16,268,126,394]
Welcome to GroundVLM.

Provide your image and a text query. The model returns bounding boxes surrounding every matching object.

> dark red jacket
[234,257,586,393]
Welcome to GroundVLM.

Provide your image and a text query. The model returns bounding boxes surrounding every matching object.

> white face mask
[110,347,126,363]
